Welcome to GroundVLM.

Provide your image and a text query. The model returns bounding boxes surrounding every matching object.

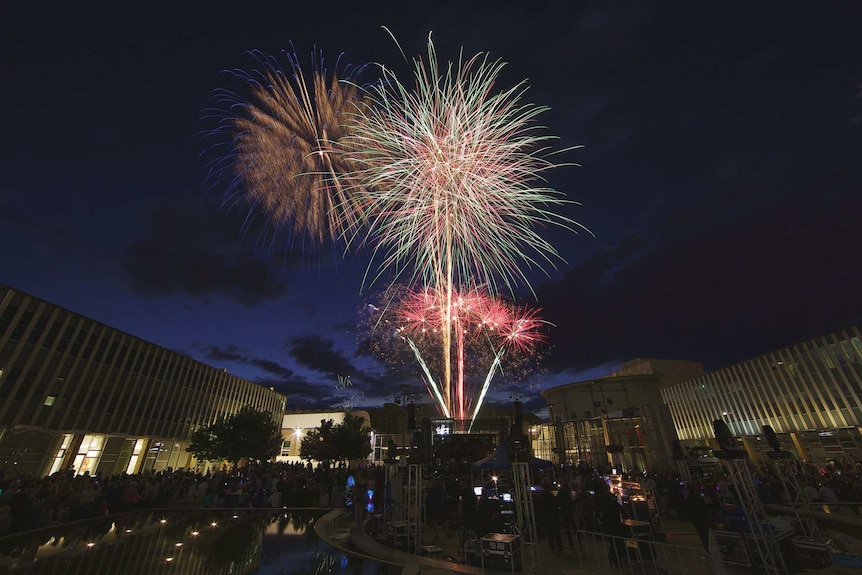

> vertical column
[741,436,763,466]
[790,432,809,460]
[60,434,84,473]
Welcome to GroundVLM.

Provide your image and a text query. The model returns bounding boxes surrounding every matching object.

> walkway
[317,510,708,575]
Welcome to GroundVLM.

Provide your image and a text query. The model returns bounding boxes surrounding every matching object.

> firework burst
[341,32,589,293]
[340,32,587,417]
[201,47,367,249]
[362,285,549,427]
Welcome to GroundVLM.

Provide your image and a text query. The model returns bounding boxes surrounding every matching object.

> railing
[807,501,862,517]
[314,507,355,548]
[573,530,715,575]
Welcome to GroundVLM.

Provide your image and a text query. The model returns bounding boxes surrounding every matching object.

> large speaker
[672,439,686,460]
[713,419,738,451]
[762,424,781,451]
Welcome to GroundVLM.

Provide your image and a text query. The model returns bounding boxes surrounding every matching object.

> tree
[366,402,407,435]
[187,406,282,469]
[299,411,372,466]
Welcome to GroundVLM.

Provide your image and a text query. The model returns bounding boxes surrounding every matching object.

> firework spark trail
[390,286,546,422]
[469,349,505,433]
[403,334,449,417]
[341,33,588,418]
[201,47,367,250]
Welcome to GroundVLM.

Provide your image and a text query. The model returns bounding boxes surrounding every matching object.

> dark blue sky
[2,1,860,415]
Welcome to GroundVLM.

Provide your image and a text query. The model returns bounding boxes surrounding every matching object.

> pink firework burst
[384,285,548,422]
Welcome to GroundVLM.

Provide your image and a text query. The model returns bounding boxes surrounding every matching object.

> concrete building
[0,285,286,477]
[540,359,704,472]
[662,325,862,464]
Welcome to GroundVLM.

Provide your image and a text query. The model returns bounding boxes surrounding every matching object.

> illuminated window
[48,434,73,476]
[44,395,56,406]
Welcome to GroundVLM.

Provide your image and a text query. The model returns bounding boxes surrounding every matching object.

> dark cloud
[196,343,347,408]
[286,334,366,381]
[287,335,352,374]
[256,376,343,411]
[247,358,297,380]
[197,341,379,410]
[197,343,297,378]
[125,203,286,306]
[196,343,245,363]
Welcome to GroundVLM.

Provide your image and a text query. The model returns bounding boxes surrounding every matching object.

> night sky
[2,2,860,416]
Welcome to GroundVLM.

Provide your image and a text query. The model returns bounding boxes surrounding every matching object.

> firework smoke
[202,48,367,250]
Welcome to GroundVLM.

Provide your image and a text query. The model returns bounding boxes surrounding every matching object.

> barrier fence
[573,530,716,575]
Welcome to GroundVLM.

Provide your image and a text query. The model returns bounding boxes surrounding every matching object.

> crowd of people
[1,456,860,549]
[418,456,862,560]
[0,462,381,537]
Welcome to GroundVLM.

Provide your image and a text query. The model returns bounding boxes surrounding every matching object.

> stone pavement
[348,515,706,575]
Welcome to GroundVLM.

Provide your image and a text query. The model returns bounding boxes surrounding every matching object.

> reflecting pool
[0,509,399,575]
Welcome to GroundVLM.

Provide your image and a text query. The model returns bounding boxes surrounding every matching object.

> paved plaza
[346,514,713,575]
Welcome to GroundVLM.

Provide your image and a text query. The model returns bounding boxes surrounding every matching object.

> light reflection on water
[0,509,398,575]
[257,512,397,575]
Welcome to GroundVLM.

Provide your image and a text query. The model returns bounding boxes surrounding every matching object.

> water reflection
[0,509,397,575]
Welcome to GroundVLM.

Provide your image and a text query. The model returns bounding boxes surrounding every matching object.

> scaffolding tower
[765,451,822,538]
[406,463,423,554]
[384,462,401,522]
[512,461,540,574]
[712,419,789,575]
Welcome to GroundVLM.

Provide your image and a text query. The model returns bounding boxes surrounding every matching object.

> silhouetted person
[557,477,578,548]
[426,476,447,540]
[459,478,477,533]
[536,478,562,551]
[474,489,500,537]
[597,486,625,566]
[687,484,713,552]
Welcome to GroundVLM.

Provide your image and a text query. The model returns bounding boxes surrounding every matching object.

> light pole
[548,402,566,467]
[589,381,620,471]
[393,384,415,463]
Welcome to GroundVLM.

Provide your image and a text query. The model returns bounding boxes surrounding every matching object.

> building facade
[661,325,862,464]
[278,410,372,465]
[0,285,286,477]
[541,359,704,472]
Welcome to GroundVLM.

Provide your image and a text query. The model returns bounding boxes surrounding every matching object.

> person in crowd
[536,477,562,551]
[597,484,626,566]
[802,482,821,503]
[459,476,478,535]
[687,483,714,553]
[426,476,447,541]
[557,475,578,548]
[474,487,499,538]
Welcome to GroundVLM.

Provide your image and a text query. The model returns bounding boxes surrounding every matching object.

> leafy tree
[299,411,372,465]
[187,406,282,469]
